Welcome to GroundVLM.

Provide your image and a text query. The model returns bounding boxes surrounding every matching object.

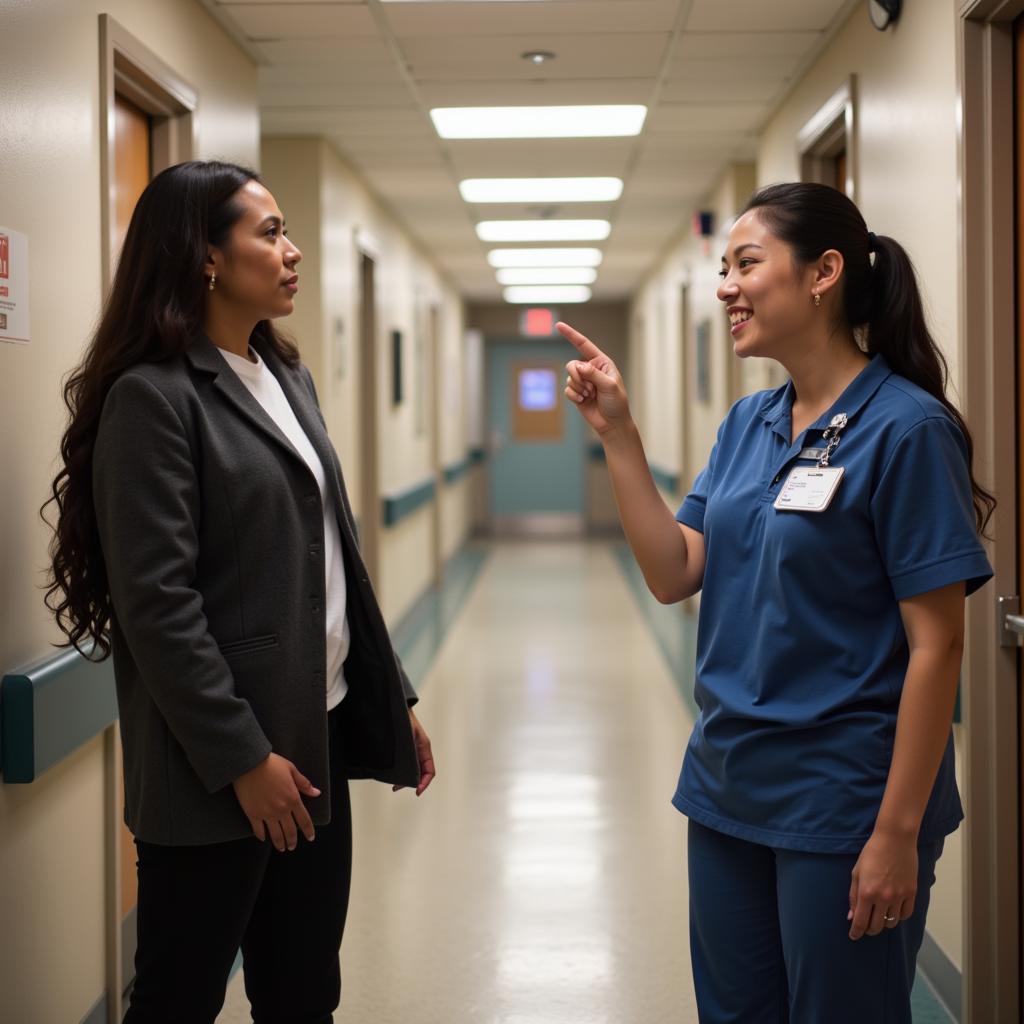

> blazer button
[311,602,321,614]
[308,543,321,557]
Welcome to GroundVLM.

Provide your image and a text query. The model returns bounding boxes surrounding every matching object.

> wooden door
[113,90,151,921]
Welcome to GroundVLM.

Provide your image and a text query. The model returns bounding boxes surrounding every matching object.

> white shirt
[220,346,349,709]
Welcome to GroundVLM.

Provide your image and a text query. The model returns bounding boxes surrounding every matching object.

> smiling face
[717,209,822,361]
[206,180,301,323]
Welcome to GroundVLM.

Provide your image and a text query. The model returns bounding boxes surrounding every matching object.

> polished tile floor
[217,540,697,1023]
[215,539,955,1023]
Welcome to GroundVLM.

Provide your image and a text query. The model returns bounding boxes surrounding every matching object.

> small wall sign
[0,226,31,344]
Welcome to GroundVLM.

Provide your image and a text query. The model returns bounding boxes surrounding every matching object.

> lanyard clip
[819,413,848,467]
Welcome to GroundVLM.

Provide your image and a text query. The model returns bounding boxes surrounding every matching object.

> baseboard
[918,929,961,1022]
[80,991,108,1024]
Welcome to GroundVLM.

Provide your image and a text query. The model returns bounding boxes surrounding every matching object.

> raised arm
[558,321,705,603]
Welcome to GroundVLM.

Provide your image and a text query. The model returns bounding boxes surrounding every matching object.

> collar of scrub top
[758,352,893,445]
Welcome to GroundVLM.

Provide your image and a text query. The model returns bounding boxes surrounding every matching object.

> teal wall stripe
[443,456,472,485]
[588,443,605,462]
[1,646,117,783]
[382,477,436,527]
[469,446,487,464]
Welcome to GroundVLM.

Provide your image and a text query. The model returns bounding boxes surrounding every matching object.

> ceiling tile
[646,101,771,134]
[221,3,379,38]
[403,33,671,81]
[259,82,414,107]
[417,78,655,107]
[446,138,635,178]
[382,0,679,36]
[685,0,853,33]
[675,30,820,58]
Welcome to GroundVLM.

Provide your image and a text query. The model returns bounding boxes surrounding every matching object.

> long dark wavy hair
[43,160,300,658]
[744,182,996,536]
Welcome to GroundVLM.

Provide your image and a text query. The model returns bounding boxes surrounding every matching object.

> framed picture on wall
[695,318,712,404]
[391,329,403,405]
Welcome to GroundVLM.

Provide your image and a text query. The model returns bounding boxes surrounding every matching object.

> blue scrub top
[674,354,992,853]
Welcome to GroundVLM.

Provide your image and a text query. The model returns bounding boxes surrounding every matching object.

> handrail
[1,643,117,783]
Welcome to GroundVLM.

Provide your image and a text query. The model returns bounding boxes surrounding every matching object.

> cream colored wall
[758,0,965,972]
[631,163,762,509]
[261,137,470,627]
[0,2,258,1021]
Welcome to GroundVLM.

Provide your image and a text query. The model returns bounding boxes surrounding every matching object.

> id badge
[773,465,844,512]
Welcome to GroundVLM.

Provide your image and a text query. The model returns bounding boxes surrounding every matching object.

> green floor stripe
[611,543,699,719]
[391,543,492,690]
[611,542,955,1024]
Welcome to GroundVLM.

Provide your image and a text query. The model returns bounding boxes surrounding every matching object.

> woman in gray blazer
[44,160,434,1023]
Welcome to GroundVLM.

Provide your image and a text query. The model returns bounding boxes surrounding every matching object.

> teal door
[487,339,585,526]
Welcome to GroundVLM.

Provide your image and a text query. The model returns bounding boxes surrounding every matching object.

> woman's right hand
[557,321,631,436]
[232,752,320,851]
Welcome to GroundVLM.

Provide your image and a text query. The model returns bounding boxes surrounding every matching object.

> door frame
[354,232,382,586]
[99,15,196,292]
[957,1,1023,1020]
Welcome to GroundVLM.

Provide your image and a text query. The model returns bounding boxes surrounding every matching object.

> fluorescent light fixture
[488,248,603,268]
[460,177,623,204]
[431,105,647,139]
[496,268,597,286]
[477,220,610,242]
[504,286,592,304]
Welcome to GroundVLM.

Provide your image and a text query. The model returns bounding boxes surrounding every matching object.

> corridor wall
[261,137,471,628]
[0,3,259,1021]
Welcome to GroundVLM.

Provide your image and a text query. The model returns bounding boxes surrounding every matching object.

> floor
[216,539,955,1024]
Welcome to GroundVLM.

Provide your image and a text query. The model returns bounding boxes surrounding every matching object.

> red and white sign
[0,226,29,344]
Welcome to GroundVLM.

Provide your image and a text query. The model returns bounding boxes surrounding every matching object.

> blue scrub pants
[687,820,944,1023]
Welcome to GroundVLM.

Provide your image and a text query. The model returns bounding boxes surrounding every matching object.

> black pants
[123,710,352,1024]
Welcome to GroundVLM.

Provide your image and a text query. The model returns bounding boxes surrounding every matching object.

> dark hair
[743,182,995,536]
[43,160,300,658]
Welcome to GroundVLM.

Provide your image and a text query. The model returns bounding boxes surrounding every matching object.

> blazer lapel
[185,335,313,475]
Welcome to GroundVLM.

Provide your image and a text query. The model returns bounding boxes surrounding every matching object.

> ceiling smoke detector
[522,51,556,66]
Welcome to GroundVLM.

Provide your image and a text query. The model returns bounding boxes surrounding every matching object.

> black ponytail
[744,183,995,536]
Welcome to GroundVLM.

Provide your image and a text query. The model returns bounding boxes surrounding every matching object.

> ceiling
[199,0,861,302]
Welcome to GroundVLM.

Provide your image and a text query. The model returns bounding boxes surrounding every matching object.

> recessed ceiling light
[496,268,598,286]
[504,286,592,304]
[477,220,611,242]
[460,178,623,204]
[522,50,556,65]
[488,248,604,268]
[431,105,647,139]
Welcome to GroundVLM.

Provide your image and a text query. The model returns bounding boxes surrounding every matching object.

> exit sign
[520,307,557,337]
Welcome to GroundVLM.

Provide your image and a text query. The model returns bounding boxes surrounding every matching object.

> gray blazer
[92,334,419,845]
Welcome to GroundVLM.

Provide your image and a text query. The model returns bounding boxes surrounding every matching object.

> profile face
[716,209,816,361]
[210,180,302,322]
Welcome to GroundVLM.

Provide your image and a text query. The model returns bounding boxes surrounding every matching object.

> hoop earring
[208,272,216,292]
[813,292,821,308]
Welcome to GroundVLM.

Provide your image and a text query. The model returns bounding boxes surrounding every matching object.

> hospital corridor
[3,0,1024,1022]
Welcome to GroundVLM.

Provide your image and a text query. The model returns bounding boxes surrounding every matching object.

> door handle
[998,596,1024,647]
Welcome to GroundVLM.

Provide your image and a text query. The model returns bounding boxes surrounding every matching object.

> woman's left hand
[848,830,918,940]
[393,709,436,797]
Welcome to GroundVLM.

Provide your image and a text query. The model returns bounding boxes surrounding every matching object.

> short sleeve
[676,431,722,535]
[870,416,992,600]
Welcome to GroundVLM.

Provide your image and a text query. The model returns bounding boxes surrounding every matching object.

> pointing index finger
[556,321,604,361]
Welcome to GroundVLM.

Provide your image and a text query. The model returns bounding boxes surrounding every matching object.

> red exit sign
[519,307,557,337]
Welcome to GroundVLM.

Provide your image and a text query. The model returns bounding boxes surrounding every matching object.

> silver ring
[883,913,897,924]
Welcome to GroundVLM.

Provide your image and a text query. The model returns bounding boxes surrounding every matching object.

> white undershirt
[220,346,349,709]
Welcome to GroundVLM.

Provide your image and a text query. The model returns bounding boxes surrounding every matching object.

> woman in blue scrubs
[560,182,994,1023]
